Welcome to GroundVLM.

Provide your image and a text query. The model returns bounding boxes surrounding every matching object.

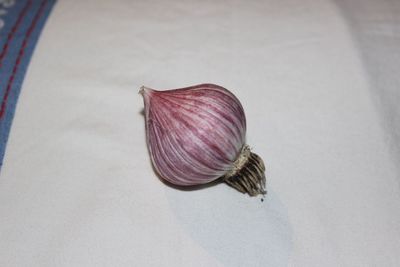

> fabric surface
[0,0,56,167]
[0,0,399,266]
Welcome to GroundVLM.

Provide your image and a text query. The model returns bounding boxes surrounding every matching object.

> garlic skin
[140,84,266,196]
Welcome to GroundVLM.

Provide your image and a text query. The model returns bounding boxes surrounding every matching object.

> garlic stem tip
[139,86,154,96]
[139,86,146,95]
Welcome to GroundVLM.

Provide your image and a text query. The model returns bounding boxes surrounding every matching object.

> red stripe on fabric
[0,0,48,119]
[0,0,33,68]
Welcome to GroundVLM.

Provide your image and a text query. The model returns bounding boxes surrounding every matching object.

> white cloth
[1,0,399,266]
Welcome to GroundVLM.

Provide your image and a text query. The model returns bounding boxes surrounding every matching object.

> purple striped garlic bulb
[140,84,266,196]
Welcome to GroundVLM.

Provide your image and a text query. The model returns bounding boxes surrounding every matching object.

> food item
[140,84,266,196]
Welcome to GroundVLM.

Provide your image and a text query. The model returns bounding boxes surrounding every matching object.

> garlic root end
[224,147,266,197]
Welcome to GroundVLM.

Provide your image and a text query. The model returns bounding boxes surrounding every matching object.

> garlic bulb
[140,84,266,196]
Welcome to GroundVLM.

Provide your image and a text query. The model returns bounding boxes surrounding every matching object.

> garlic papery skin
[140,84,266,196]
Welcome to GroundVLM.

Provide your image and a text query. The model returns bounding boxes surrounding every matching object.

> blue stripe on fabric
[0,0,57,168]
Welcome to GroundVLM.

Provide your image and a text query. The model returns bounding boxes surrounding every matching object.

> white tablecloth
[1,0,399,266]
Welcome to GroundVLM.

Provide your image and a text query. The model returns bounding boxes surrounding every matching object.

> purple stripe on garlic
[140,84,266,196]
